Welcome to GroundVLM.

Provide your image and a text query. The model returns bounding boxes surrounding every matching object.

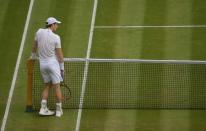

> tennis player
[31,17,64,117]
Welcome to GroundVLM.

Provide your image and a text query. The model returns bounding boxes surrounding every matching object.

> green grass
[80,109,206,131]
[2,0,206,131]
[91,28,197,59]
[94,0,206,60]
[0,0,29,126]
[3,0,93,131]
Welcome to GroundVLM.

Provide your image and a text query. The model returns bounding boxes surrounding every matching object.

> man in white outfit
[31,17,64,117]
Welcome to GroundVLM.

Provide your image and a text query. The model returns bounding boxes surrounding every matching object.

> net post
[26,59,34,112]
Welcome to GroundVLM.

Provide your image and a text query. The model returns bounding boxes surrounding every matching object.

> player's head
[45,17,61,31]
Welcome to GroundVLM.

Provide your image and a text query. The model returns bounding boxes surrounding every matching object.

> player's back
[35,28,61,61]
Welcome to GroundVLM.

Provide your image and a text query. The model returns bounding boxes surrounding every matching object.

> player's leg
[53,83,63,117]
[39,83,55,116]
[40,83,50,109]
[39,63,55,116]
[49,61,63,117]
[42,83,50,100]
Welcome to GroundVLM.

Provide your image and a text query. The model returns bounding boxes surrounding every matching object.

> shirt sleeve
[34,31,38,41]
[55,35,61,48]
[35,29,41,41]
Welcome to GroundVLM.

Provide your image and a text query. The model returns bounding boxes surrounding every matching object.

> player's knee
[45,83,52,88]
[52,83,60,88]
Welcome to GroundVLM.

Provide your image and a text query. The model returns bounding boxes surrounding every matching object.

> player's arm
[56,48,64,79]
[55,35,64,79]
[55,35,64,69]
[31,40,38,59]
[55,48,64,64]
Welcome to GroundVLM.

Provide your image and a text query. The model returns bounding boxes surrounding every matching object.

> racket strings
[60,82,72,101]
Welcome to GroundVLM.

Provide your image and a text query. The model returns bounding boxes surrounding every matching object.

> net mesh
[31,59,206,109]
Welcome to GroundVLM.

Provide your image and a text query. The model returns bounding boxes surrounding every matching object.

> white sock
[56,103,62,110]
[41,99,47,109]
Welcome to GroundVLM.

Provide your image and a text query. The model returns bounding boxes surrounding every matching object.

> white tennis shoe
[56,110,63,117]
[39,107,55,116]
[56,104,63,117]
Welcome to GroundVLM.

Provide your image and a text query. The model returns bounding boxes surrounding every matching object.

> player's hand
[30,52,37,60]
[61,70,64,80]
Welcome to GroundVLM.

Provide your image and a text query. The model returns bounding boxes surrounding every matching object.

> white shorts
[39,59,63,84]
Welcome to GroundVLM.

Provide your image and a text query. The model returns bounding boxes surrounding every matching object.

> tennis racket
[60,81,72,101]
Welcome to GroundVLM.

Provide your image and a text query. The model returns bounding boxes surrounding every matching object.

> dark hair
[45,23,56,28]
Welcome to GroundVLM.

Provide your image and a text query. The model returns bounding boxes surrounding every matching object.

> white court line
[75,0,98,131]
[0,0,35,131]
[95,25,206,28]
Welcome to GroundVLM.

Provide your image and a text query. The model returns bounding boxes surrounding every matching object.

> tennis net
[26,58,206,111]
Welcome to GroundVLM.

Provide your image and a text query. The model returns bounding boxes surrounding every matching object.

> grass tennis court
[1,0,206,131]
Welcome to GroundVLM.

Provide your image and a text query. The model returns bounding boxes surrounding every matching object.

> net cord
[63,58,206,64]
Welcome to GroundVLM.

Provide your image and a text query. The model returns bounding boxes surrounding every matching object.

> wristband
[59,62,64,70]
[31,52,37,59]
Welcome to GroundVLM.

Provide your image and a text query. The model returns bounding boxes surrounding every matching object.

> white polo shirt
[35,28,61,61]
[35,28,62,84]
